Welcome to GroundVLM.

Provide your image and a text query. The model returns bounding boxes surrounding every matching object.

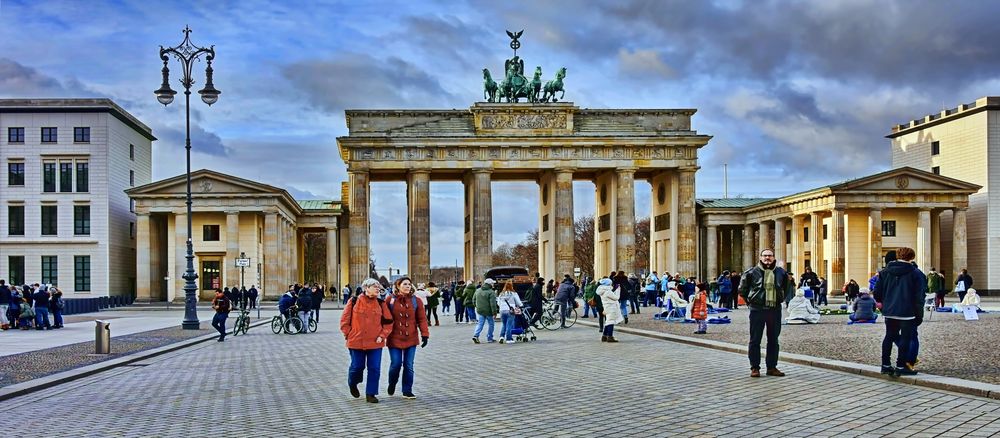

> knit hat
[599,278,612,286]
[483,278,496,286]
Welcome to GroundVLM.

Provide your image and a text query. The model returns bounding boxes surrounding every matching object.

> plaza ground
[12,307,1000,437]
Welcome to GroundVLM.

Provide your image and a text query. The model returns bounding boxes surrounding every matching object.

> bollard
[95,320,111,354]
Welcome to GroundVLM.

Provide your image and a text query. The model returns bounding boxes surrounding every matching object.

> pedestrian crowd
[1,280,65,331]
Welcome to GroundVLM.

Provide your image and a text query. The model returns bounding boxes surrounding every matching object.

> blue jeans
[603,323,614,337]
[619,301,629,318]
[388,346,417,395]
[35,307,50,328]
[895,324,919,364]
[583,300,596,317]
[558,299,572,327]
[53,310,63,327]
[211,312,228,337]
[465,306,478,322]
[474,313,494,341]
[348,348,382,396]
[500,311,515,340]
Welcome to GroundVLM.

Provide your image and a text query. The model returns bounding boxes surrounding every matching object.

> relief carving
[481,113,568,130]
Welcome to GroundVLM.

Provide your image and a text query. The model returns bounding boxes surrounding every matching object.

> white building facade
[889,96,999,294]
[0,99,154,298]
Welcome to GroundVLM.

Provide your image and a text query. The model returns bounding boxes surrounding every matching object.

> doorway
[200,259,221,300]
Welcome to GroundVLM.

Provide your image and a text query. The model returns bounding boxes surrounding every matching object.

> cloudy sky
[2,0,999,273]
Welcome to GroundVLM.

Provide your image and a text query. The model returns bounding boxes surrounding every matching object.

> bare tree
[634,217,650,275]
[430,266,463,284]
[575,215,595,278]
[303,232,327,283]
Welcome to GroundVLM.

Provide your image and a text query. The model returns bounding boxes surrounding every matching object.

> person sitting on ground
[850,288,878,322]
[663,282,688,318]
[18,296,34,330]
[954,288,982,312]
[785,287,821,324]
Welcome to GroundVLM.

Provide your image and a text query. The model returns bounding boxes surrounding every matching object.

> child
[692,283,709,334]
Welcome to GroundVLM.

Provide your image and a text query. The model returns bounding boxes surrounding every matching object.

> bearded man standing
[739,249,792,378]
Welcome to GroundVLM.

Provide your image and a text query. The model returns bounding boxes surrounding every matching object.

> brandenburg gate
[337,102,711,285]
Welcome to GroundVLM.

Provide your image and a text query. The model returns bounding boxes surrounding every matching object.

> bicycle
[540,300,577,330]
[270,306,303,335]
[232,307,251,336]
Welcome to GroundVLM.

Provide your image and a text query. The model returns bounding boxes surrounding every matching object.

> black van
[484,266,533,298]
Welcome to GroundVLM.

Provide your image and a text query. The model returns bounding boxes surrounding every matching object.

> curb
[578,321,1000,400]
[0,318,271,402]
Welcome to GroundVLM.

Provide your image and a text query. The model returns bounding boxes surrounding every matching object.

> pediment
[128,169,284,196]
[832,167,980,193]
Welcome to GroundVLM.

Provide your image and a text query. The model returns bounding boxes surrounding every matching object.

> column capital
[225,209,240,215]
[471,168,493,175]
[408,169,432,176]
[554,167,576,174]
[919,207,933,212]
[347,168,369,175]
[832,206,846,212]
[869,206,883,212]
[953,206,968,212]
[135,210,150,217]
[615,166,637,174]
[678,166,700,173]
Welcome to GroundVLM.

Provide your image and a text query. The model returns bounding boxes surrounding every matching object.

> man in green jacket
[463,282,478,323]
[582,279,598,318]
[472,279,498,343]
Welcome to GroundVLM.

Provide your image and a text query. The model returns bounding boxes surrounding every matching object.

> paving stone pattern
[16,310,1000,437]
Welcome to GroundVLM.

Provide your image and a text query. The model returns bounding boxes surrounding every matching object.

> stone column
[952,207,968,277]
[615,168,636,274]
[774,217,787,269]
[706,225,718,277]
[264,211,279,300]
[758,221,771,253]
[810,212,824,277]
[326,225,338,290]
[226,210,240,288]
[676,167,697,276]
[868,207,883,275]
[917,208,932,270]
[471,169,493,281]
[348,170,370,288]
[742,224,755,271]
[279,218,287,288]
[173,212,187,303]
[830,208,845,293]
[136,212,152,302]
[407,170,431,283]
[555,168,575,277]
[931,210,941,270]
[791,215,804,275]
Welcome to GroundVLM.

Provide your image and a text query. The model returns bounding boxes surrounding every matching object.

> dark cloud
[154,123,228,157]
[282,53,463,113]
[0,58,99,97]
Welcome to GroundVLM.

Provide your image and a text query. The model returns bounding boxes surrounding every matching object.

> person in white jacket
[597,278,623,342]
[664,283,689,319]
[497,281,523,344]
[953,288,981,312]
[785,288,820,324]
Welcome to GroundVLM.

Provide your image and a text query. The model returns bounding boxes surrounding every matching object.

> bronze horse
[483,68,498,103]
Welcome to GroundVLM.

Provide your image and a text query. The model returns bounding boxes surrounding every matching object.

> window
[932,166,940,175]
[41,127,57,143]
[76,162,89,192]
[8,162,24,185]
[43,162,56,192]
[8,127,24,143]
[931,141,940,155]
[74,256,91,291]
[73,127,90,143]
[881,220,897,237]
[130,170,135,187]
[41,256,58,285]
[8,256,25,286]
[203,224,220,241]
[823,224,828,240]
[785,229,791,242]
[130,221,135,239]
[8,205,24,236]
[654,213,670,231]
[130,144,135,161]
[129,199,135,213]
[74,205,90,235]
[41,205,58,235]
[803,227,809,243]
[60,162,73,192]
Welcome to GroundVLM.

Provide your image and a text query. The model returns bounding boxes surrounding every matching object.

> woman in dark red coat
[385,276,430,400]
[340,278,393,403]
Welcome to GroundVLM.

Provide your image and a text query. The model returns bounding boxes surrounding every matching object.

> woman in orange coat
[340,278,393,403]
[691,282,709,334]
[385,276,430,400]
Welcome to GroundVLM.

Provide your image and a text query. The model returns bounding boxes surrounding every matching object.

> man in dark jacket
[554,275,576,328]
[955,269,973,302]
[297,286,314,333]
[739,249,791,378]
[526,278,544,327]
[32,285,52,330]
[248,285,259,309]
[873,246,927,376]
[312,284,324,322]
[0,280,11,329]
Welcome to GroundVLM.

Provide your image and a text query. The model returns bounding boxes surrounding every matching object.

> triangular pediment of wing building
[831,167,980,194]
[128,169,285,197]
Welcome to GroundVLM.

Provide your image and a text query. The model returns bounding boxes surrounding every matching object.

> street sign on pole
[235,258,251,267]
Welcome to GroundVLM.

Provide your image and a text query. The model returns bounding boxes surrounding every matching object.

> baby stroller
[512,308,537,342]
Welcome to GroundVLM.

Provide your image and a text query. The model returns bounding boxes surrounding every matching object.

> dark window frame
[8,205,24,236]
[74,205,90,235]
[130,144,135,161]
[823,224,828,240]
[803,227,810,243]
[75,255,91,291]
[59,162,73,192]
[203,224,221,241]
[43,162,56,192]
[76,162,89,192]
[41,255,58,285]
[881,220,897,237]
[8,127,25,143]
[73,127,90,143]
[931,141,940,155]
[41,127,57,143]
[9,256,25,286]
[41,205,58,235]
[8,162,25,186]
[932,166,940,175]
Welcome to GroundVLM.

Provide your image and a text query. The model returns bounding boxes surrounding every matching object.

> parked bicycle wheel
[284,316,303,334]
[308,318,318,333]
[270,316,283,334]
[239,315,250,335]
[540,309,559,331]
[564,307,578,328]
[232,315,244,336]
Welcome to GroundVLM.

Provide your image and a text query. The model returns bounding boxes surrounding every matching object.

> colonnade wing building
[337,103,711,287]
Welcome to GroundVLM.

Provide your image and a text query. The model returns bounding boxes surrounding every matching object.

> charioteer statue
[483,30,567,104]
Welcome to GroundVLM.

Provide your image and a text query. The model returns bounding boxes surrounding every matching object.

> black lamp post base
[182,321,201,330]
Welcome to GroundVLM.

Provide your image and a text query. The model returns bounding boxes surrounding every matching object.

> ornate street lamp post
[154,26,221,329]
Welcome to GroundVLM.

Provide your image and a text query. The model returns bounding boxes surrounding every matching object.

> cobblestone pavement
[17,310,1000,437]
